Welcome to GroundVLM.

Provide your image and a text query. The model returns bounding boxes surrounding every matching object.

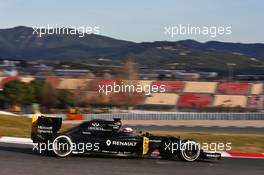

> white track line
[0,136,32,145]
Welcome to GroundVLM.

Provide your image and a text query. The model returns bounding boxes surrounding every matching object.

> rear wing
[31,115,62,143]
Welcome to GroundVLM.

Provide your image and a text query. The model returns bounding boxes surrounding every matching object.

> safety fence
[30,112,264,120]
[84,112,264,120]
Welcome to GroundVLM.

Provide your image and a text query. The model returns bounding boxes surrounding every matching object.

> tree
[0,91,6,108]
[3,80,30,106]
[56,89,74,108]
[42,82,57,112]
[112,58,143,108]
[30,80,45,103]
[1,79,75,112]
[121,57,139,80]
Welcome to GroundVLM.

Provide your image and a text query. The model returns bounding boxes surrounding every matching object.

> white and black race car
[31,115,221,162]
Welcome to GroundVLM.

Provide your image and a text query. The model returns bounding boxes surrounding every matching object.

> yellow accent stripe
[142,137,149,156]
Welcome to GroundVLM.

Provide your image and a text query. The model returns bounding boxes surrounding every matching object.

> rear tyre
[52,135,72,157]
[179,140,200,162]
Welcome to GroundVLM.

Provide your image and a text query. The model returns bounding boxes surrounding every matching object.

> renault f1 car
[31,115,221,162]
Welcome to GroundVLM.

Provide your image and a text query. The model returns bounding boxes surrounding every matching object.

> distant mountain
[177,40,264,60]
[0,26,264,74]
[0,26,135,59]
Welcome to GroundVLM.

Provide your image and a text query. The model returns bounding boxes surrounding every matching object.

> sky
[0,0,263,43]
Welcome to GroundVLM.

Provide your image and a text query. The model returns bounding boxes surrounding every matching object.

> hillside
[0,26,264,74]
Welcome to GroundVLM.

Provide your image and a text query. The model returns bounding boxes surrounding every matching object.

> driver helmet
[122,127,133,133]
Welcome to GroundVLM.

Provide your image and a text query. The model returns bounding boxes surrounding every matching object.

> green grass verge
[0,115,71,138]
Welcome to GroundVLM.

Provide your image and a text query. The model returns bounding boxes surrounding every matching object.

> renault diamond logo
[106,140,111,146]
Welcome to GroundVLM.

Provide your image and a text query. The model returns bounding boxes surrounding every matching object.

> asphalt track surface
[0,143,263,175]
[123,125,264,134]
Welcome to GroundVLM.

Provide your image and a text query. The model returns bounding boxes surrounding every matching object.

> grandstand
[183,82,217,93]
[248,96,262,109]
[1,76,263,111]
[217,82,251,95]
[20,76,35,83]
[178,93,213,107]
[144,93,178,106]
[57,78,91,90]
[138,80,153,89]
[152,81,185,92]
[251,83,263,94]
[213,95,248,108]
[54,78,263,110]
[87,79,117,91]
[46,76,62,88]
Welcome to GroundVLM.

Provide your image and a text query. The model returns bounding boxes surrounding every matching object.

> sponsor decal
[37,126,53,133]
[205,153,221,158]
[92,122,100,127]
[106,140,137,146]
[106,140,111,146]
[87,122,104,130]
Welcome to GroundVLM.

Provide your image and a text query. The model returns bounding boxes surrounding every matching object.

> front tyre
[179,140,200,162]
[52,135,72,157]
